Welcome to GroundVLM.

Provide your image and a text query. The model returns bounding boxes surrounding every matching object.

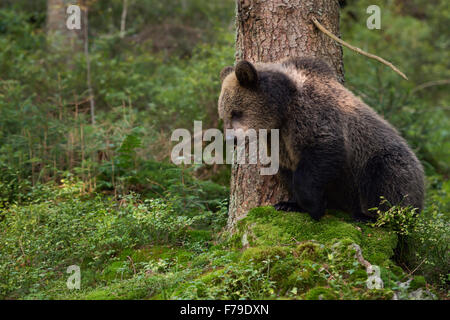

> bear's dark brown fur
[218,57,425,221]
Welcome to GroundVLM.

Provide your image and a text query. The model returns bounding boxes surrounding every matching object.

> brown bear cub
[218,57,425,222]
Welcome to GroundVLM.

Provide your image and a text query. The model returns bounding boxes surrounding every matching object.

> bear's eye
[231,110,243,119]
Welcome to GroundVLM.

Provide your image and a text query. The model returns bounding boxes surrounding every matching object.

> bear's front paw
[274,201,302,212]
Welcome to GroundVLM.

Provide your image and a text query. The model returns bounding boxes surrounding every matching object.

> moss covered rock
[234,206,397,266]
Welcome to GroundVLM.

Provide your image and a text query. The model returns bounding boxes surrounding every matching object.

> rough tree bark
[227,0,344,230]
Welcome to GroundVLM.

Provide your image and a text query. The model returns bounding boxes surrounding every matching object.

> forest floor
[1,170,448,300]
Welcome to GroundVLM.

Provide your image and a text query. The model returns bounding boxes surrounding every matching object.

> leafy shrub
[369,186,449,291]
[0,180,194,298]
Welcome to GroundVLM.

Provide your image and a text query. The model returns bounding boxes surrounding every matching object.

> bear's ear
[220,66,234,83]
[235,60,258,88]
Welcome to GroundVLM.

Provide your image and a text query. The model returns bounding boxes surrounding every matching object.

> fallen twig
[127,256,137,275]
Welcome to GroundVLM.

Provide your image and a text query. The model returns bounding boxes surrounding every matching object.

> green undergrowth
[0,0,449,301]
[165,207,434,300]
[1,177,446,300]
[11,205,440,299]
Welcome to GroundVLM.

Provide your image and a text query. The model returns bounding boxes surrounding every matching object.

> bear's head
[218,61,296,136]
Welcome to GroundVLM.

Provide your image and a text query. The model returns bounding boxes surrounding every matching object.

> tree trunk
[120,0,129,39]
[46,0,83,51]
[47,0,95,124]
[227,0,344,231]
[83,4,96,125]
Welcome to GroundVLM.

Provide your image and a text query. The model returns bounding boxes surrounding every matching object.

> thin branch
[66,96,93,106]
[411,79,450,94]
[83,5,96,125]
[408,257,427,277]
[127,256,137,275]
[311,17,408,80]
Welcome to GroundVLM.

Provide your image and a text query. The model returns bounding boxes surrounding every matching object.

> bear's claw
[274,201,302,212]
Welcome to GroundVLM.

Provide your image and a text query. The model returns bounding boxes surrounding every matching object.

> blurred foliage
[0,178,228,298]
[0,0,448,299]
[341,0,450,174]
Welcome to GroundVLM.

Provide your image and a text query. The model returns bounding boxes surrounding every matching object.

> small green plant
[369,195,449,293]
[369,197,419,236]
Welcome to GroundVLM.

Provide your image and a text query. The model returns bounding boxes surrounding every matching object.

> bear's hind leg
[359,154,408,216]
[348,187,376,222]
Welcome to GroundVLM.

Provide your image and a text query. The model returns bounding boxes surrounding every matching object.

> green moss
[70,271,188,300]
[284,260,327,291]
[388,263,406,278]
[293,241,325,261]
[379,266,401,288]
[362,289,395,300]
[80,269,100,287]
[190,254,211,268]
[209,250,242,266]
[118,246,165,262]
[240,246,290,265]
[330,240,366,273]
[269,256,297,277]
[101,261,129,281]
[237,206,398,267]
[359,224,397,266]
[134,246,193,264]
[410,276,427,291]
[219,206,411,299]
[47,205,432,301]
[350,269,369,282]
[99,245,195,282]
[169,269,226,299]
[85,289,117,300]
[304,286,339,300]
[197,268,227,284]
[187,230,213,242]
[239,207,361,245]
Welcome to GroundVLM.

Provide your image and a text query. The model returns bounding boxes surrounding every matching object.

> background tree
[47,0,96,124]
[227,0,344,230]
[47,0,83,51]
